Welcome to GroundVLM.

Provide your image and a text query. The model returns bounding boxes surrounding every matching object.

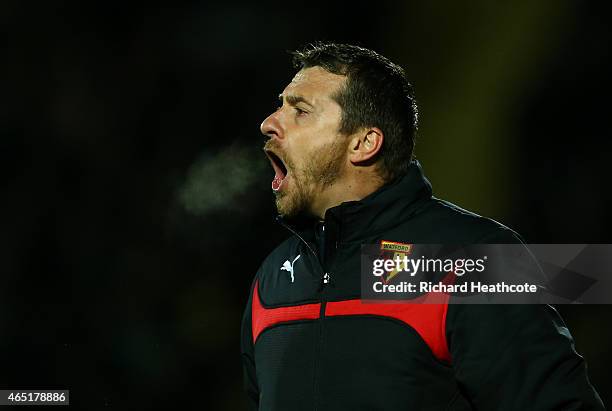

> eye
[294,107,308,116]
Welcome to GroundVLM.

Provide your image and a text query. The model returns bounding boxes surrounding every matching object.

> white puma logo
[280,255,301,283]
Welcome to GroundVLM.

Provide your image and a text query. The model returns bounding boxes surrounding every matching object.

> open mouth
[265,150,288,192]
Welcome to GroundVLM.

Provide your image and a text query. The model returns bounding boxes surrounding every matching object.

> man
[241,42,604,410]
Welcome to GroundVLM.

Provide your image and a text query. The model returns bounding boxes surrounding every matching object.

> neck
[309,169,385,219]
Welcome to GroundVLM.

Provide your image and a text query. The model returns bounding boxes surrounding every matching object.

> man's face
[261,66,348,218]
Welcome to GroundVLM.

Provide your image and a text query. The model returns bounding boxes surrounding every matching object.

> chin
[275,195,305,219]
[276,200,298,218]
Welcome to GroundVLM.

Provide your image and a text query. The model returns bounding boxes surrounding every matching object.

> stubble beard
[276,137,346,219]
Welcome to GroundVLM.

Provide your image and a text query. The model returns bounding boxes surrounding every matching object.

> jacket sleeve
[445,228,605,410]
[241,276,260,410]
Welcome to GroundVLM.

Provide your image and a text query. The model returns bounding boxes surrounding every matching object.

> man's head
[261,42,418,219]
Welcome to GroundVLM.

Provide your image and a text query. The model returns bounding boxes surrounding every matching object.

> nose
[260,110,284,141]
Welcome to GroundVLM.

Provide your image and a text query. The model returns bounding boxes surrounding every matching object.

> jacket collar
[278,160,433,244]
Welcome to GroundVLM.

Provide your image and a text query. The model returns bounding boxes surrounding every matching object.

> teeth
[272,174,283,191]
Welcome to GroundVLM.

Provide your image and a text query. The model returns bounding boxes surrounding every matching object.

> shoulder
[415,197,525,244]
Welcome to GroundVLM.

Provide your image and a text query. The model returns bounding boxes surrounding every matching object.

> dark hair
[292,41,418,181]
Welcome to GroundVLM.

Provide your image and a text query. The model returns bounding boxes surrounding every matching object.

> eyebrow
[278,94,314,108]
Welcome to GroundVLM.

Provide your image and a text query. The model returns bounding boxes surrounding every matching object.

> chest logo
[380,240,413,283]
[280,255,301,283]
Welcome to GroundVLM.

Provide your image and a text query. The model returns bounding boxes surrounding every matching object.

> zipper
[276,216,331,411]
[275,216,332,290]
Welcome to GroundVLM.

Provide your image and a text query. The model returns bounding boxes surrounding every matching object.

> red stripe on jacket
[251,280,451,363]
[251,281,321,343]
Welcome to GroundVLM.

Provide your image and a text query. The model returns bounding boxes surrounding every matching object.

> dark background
[2,1,611,409]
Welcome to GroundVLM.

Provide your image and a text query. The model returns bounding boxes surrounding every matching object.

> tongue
[272,172,284,191]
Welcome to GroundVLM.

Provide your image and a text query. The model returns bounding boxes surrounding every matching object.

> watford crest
[379,240,413,284]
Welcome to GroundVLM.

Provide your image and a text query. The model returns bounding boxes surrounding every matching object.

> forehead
[282,66,346,103]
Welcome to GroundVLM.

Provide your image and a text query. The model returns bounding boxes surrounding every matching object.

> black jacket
[241,161,604,410]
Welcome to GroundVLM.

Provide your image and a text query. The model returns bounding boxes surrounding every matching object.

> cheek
[286,122,336,168]
[285,135,310,166]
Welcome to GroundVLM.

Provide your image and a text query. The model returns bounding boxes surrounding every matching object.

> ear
[348,127,384,166]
